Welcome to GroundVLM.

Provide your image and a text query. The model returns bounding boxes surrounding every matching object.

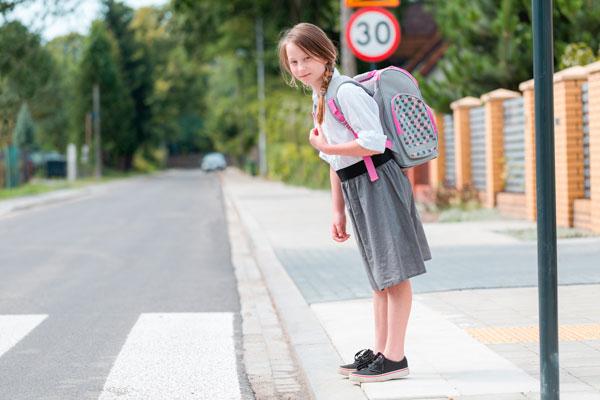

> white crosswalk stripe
[98,312,242,400]
[0,314,48,357]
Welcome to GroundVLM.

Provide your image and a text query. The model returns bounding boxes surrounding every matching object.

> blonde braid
[316,63,334,125]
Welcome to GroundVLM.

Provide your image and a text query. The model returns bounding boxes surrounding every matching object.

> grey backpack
[326,66,439,181]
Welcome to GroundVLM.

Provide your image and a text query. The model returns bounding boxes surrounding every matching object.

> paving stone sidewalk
[223,168,600,400]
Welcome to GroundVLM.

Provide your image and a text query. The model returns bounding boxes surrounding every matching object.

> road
[0,170,254,400]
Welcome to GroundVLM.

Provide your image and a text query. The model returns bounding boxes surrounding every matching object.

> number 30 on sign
[346,7,401,63]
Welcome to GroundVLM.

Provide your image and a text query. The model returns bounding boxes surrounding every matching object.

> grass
[436,207,504,223]
[418,201,504,223]
[496,227,599,241]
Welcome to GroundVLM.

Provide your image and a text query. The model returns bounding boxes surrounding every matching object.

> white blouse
[313,69,388,171]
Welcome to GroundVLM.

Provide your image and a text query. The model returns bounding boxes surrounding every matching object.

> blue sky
[9,0,169,42]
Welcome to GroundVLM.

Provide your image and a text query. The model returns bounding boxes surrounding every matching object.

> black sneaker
[349,353,409,383]
[338,349,377,376]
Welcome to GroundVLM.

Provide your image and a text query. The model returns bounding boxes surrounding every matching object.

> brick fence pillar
[553,66,588,228]
[428,112,445,189]
[450,97,482,190]
[481,89,521,208]
[519,80,537,221]
[587,61,600,233]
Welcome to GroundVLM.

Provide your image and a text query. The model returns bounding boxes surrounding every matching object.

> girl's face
[286,42,327,91]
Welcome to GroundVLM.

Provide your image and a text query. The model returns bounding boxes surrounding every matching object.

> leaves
[422,0,600,112]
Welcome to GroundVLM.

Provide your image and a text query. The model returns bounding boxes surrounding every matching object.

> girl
[278,23,431,383]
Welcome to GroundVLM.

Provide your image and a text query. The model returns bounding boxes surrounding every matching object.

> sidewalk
[221,168,600,400]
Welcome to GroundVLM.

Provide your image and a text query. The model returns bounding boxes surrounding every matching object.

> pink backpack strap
[327,98,380,182]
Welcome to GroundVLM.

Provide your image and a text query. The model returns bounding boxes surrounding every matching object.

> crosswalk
[0,312,243,400]
[0,314,48,358]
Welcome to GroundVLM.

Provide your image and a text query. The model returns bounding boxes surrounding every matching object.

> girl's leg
[372,289,388,354]
[383,280,412,361]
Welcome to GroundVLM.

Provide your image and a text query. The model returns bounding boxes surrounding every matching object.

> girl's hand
[332,212,350,242]
[309,127,328,152]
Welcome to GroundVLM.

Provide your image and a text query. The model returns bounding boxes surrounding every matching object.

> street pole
[93,84,102,179]
[256,16,267,177]
[340,0,357,76]
[532,0,559,398]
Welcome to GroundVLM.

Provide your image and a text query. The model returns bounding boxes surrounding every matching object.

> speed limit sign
[346,7,401,63]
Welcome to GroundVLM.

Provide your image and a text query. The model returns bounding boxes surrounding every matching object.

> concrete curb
[222,177,368,400]
[0,172,167,219]
[0,187,90,218]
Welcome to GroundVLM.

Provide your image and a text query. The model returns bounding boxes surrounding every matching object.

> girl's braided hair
[278,23,337,125]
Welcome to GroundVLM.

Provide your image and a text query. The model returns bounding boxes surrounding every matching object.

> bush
[267,142,329,189]
[428,184,481,212]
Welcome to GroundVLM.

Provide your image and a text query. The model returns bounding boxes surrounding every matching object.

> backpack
[325,66,439,182]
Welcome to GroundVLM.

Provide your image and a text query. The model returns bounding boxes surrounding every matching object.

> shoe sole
[349,367,409,383]
[338,367,356,376]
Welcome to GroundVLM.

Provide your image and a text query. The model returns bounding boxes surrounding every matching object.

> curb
[0,172,164,219]
[0,187,90,218]
[222,175,368,400]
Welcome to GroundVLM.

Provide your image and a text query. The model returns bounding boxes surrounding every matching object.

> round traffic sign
[346,7,401,63]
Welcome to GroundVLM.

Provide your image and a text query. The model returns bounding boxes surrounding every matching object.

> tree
[170,0,339,162]
[77,20,133,169]
[102,0,154,169]
[0,21,67,150]
[13,101,35,149]
[560,42,599,69]
[45,33,86,149]
[421,0,600,111]
[0,0,80,16]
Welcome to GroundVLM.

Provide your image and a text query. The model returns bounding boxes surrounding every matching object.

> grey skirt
[341,158,431,291]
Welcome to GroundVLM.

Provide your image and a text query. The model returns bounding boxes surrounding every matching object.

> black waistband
[336,148,394,182]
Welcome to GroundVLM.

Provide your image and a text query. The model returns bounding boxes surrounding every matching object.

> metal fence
[503,97,526,193]
[582,82,590,198]
[443,114,456,187]
[469,106,486,191]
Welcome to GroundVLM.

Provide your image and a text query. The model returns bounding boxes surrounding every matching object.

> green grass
[0,182,71,200]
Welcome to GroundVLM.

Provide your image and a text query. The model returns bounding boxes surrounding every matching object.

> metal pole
[93,84,102,179]
[532,0,559,398]
[256,16,267,177]
[340,0,357,76]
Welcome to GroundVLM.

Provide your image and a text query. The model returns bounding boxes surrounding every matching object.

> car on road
[201,152,227,172]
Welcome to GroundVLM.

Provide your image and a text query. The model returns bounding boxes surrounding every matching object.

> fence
[443,114,455,187]
[469,106,486,191]
[433,61,600,232]
[582,82,590,199]
[502,97,526,193]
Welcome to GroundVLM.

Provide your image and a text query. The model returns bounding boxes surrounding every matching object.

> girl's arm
[329,166,350,242]
[309,127,382,158]
[321,139,382,157]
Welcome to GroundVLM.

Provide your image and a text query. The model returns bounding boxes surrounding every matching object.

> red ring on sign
[345,7,401,63]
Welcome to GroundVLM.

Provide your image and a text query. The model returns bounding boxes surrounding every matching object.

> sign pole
[341,0,357,76]
[532,0,559,398]
[256,16,267,177]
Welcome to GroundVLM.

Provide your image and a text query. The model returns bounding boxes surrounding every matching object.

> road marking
[98,312,241,400]
[312,299,539,398]
[466,323,600,344]
[0,314,48,357]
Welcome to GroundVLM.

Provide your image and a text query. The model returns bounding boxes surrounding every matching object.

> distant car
[201,152,227,171]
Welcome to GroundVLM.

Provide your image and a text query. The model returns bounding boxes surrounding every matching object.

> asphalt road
[0,170,252,400]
